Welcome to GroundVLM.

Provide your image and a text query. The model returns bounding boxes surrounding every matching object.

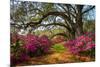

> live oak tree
[10,1,95,39]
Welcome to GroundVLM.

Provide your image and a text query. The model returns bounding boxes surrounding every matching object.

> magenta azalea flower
[64,32,95,55]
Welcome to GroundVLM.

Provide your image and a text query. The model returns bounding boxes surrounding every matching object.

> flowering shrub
[11,40,29,66]
[10,33,25,45]
[64,32,95,57]
[23,34,39,54]
[11,33,52,65]
[23,34,52,56]
[11,51,29,66]
[39,35,52,53]
[52,43,66,53]
[11,33,52,56]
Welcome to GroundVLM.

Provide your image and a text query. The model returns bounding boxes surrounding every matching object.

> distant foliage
[83,21,95,32]
[51,36,66,44]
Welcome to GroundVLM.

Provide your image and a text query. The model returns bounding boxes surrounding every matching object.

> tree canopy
[10,0,95,39]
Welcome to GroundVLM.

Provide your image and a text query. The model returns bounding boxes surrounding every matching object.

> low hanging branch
[11,11,74,33]
[26,11,72,27]
[50,33,68,39]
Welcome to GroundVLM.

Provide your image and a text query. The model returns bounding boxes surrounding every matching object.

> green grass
[52,43,66,53]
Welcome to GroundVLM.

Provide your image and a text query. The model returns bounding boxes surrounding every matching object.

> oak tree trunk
[75,5,84,37]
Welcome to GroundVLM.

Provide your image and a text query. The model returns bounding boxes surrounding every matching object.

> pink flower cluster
[11,33,52,55]
[23,34,39,53]
[11,52,29,65]
[24,34,52,54]
[64,32,95,54]
[11,33,52,65]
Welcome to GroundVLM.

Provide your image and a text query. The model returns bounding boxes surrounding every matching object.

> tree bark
[75,5,84,37]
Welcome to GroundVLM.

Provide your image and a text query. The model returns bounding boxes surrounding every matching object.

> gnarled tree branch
[26,11,72,27]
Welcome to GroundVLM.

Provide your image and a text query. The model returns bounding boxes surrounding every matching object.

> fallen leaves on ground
[16,50,94,66]
[27,50,79,65]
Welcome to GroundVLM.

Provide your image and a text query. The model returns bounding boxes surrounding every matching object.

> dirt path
[16,50,94,66]
[27,51,79,65]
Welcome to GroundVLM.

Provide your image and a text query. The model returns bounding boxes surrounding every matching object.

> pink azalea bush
[11,50,29,66]
[11,33,52,53]
[10,32,95,65]
[10,33,25,45]
[23,34,39,55]
[11,33,52,65]
[64,32,95,57]
[11,33,52,56]
[23,34,52,56]
[11,38,29,66]
[39,35,52,53]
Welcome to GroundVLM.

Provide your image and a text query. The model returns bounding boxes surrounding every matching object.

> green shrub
[52,43,66,53]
